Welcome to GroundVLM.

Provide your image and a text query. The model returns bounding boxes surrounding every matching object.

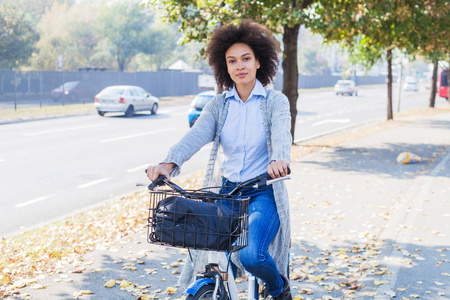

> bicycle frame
[186,251,260,300]
[142,168,291,300]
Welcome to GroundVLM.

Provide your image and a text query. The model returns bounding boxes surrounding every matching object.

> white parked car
[334,80,358,96]
[94,85,159,117]
[403,76,418,91]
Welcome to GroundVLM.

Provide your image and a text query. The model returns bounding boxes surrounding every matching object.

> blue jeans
[220,178,284,297]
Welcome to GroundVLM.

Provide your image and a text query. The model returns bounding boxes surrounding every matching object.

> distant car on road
[403,76,418,91]
[94,85,159,117]
[188,91,215,127]
[51,81,99,102]
[334,80,358,96]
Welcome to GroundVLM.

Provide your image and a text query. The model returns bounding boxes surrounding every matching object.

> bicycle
[139,170,290,300]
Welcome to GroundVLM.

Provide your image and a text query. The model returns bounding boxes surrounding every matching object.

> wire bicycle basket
[147,189,249,252]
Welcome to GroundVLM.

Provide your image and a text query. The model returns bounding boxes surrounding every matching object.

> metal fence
[0,70,386,110]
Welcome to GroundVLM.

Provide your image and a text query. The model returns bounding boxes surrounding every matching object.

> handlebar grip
[148,174,167,190]
[262,166,291,179]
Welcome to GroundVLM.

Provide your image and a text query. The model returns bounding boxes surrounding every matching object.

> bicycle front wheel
[186,284,216,300]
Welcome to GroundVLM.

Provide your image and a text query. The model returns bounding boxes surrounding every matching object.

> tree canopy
[148,0,316,140]
[310,0,450,118]
[26,0,180,71]
[0,3,39,69]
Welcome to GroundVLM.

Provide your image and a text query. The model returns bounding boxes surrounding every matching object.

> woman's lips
[236,73,247,78]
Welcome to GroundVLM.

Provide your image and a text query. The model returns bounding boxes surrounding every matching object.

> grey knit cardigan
[162,88,292,288]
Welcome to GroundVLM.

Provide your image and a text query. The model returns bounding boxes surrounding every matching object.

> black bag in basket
[153,196,241,251]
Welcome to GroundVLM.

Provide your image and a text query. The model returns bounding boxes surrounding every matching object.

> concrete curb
[0,113,93,126]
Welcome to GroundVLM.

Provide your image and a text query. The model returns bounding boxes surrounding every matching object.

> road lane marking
[15,194,55,208]
[100,128,175,143]
[24,123,106,136]
[173,112,188,117]
[128,164,153,173]
[77,178,110,189]
[312,118,351,126]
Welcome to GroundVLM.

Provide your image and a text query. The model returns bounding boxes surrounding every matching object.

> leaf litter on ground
[2,106,449,299]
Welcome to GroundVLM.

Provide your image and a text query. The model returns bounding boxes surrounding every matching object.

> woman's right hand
[146,162,176,181]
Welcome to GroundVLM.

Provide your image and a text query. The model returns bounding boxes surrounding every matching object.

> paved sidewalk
[7,112,450,300]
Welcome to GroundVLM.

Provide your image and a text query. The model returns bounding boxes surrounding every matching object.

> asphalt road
[0,86,446,237]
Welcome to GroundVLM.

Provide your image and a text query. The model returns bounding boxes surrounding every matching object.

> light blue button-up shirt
[220,80,269,182]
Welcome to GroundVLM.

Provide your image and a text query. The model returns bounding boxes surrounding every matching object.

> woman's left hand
[268,159,289,179]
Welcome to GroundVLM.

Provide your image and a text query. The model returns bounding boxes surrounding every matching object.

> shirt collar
[225,79,266,102]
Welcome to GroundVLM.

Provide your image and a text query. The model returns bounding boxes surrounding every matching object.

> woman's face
[225,43,260,89]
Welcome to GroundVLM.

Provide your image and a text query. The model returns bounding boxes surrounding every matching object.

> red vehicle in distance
[438,71,448,100]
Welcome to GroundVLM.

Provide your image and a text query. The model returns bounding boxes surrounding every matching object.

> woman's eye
[244,57,250,61]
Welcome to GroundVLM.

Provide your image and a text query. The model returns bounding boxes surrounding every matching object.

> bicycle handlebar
[143,166,291,195]
[228,166,291,195]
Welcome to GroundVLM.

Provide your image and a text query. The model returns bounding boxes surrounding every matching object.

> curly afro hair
[205,20,280,90]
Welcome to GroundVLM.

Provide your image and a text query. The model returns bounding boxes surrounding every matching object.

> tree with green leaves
[408,1,450,106]
[137,22,178,70]
[31,0,175,72]
[148,0,315,141]
[97,0,155,71]
[30,2,101,70]
[0,4,39,69]
[11,0,74,25]
[311,0,449,118]
[298,46,330,75]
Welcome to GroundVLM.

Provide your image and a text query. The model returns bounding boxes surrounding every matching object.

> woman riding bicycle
[146,20,292,300]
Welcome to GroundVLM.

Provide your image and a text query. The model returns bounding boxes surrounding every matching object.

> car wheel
[124,105,134,117]
[151,103,158,115]
[97,111,105,116]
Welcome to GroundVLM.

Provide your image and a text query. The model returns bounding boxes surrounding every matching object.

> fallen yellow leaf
[120,280,131,288]
[166,286,178,294]
[91,268,103,273]
[31,284,47,290]
[311,274,326,282]
[104,279,116,288]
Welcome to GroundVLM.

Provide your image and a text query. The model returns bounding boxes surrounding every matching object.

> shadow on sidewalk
[302,141,448,180]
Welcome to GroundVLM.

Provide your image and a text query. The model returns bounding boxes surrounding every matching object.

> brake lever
[253,166,292,188]
[254,175,291,188]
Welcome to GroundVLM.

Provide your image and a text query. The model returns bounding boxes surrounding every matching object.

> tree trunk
[282,24,300,142]
[118,56,125,72]
[387,48,393,120]
[429,59,438,108]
